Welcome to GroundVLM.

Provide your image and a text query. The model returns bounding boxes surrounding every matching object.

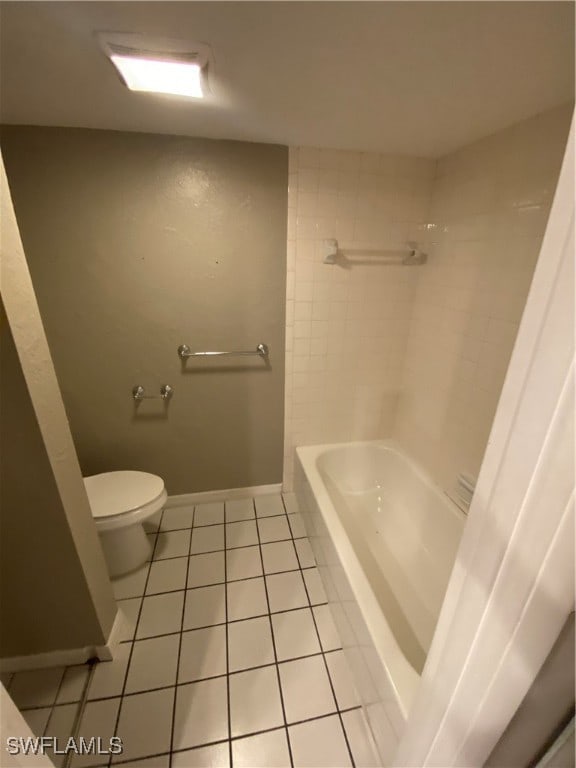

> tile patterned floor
[4,494,380,767]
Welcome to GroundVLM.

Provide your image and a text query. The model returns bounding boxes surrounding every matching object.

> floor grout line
[159,517,304,532]
[223,502,234,768]
[285,493,357,768]
[107,526,158,767]
[115,561,319,603]
[104,706,364,766]
[50,702,366,768]
[138,532,309,568]
[253,499,295,768]
[40,664,77,766]
[83,645,348,704]
[40,665,67,747]
[167,509,298,528]
[61,660,98,768]
[168,505,195,768]
[116,597,331,645]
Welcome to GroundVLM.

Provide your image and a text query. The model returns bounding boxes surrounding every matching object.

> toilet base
[98,522,152,578]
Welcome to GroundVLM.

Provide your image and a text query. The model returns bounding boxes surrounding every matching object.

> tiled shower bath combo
[283,106,571,491]
[1,5,572,766]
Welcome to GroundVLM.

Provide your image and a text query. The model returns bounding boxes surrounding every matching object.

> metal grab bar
[178,343,269,360]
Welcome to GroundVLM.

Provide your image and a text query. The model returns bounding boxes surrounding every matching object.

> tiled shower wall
[283,148,436,488]
[284,103,572,492]
[394,103,572,494]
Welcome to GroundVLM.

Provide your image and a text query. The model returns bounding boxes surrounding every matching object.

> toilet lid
[84,471,165,518]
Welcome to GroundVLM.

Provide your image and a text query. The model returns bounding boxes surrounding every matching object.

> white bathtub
[295,440,465,762]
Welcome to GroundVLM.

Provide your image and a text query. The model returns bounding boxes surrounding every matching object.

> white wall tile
[284,105,570,493]
[394,104,570,494]
[283,145,435,488]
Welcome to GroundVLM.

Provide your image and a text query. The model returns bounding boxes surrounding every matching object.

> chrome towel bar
[322,238,427,265]
[178,343,269,360]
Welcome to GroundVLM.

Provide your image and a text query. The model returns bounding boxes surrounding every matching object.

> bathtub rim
[296,438,465,719]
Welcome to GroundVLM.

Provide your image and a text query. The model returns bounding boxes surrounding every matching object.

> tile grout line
[62,660,99,768]
[115,598,331,646]
[222,505,234,768]
[284,494,357,768]
[146,532,308,566]
[107,520,159,767]
[253,498,295,768]
[104,707,364,767]
[84,646,347,704]
[156,513,304,536]
[181,509,295,529]
[41,662,73,765]
[168,505,195,768]
[40,663,67,746]
[117,562,317,602]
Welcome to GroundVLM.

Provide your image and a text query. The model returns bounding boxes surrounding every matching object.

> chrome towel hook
[132,385,174,401]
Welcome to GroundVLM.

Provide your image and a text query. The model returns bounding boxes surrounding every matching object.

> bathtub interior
[317,443,465,668]
[322,472,428,674]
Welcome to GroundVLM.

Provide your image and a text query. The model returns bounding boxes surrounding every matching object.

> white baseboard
[166,483,283,507]
[0,608,127,673]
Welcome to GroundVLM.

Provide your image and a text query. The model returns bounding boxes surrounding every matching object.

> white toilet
[84,471,167,578]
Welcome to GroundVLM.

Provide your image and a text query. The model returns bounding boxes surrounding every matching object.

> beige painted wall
[0,310,111,656]
[394,103,572,495]
[1,127,287,494]
[1,153,116,660]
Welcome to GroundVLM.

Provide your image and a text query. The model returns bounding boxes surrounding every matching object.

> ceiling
[0,1,574,157]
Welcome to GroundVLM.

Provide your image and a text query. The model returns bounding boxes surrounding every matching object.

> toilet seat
[84,471,167,532]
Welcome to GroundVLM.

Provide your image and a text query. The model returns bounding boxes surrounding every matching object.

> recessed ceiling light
[98,33,210,100]
[110,55,204,98]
